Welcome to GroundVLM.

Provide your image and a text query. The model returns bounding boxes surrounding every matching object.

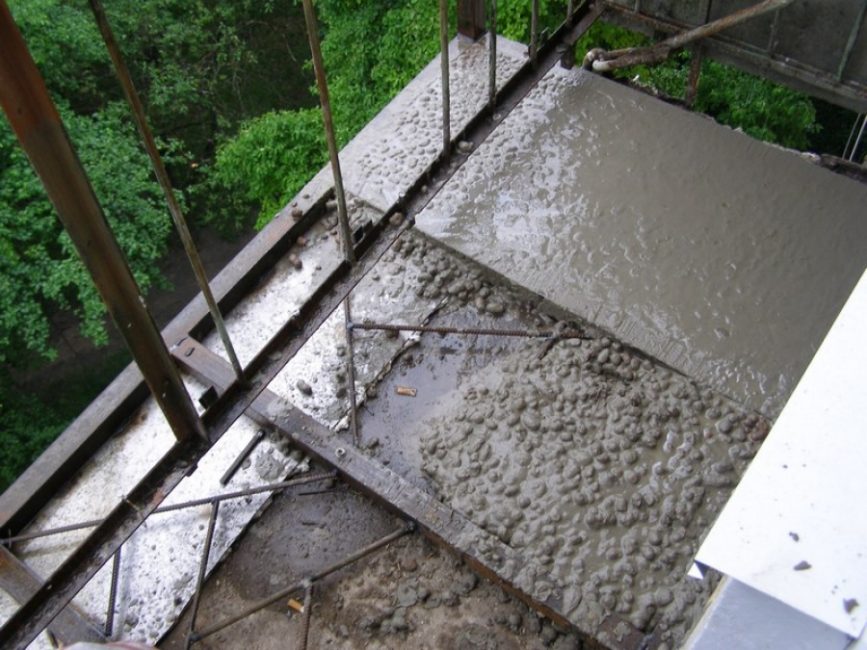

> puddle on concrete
[417,66,867,418]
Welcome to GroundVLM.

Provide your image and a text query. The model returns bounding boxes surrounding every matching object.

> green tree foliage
[210,108,327,230]
[0,103,173,363]
[210,0,447,229]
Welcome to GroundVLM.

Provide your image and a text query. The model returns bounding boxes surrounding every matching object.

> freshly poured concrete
[2,34,533,646]
[417,66,867,416]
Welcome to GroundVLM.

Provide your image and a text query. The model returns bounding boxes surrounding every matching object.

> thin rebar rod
[837,0,867,80]
[530,0,540,64]
[567,0,574,25]
[191,524,412,642]
[352,322,591,340]
[343,299,360,447]
[219,429,266,485]
[301,0,355,264]
[488,0,497,111]
[185,501,219,650]
[843,113,864,159]
[850,113,867,163]
[440,0,451,156]
[767,6,781,54]
[87,0,244,382]
[299,585,313,650]
[1,473,334,546]
[103,546,121,639]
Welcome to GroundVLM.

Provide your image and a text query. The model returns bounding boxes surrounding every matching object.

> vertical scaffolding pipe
[301,0,355,264]
[685,46,703,108]
[87,0,244,382]
[0,0,205,443]
[488,0,497,111]
[849,114,867,163]
[440,0,451,157]
[530,0,540,65]
[843,113,864,159]
[457,0,486,40]
[837,0,867,81]
[567,0,574,25]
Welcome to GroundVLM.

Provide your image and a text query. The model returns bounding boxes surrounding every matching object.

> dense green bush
[210,108,327,230]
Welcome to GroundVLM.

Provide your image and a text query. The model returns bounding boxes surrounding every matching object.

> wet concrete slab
[416,66,867,417]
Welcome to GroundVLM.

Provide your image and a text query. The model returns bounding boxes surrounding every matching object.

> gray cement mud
[416,65,867,418]
[350,231,769,648]
[161,478,583,650]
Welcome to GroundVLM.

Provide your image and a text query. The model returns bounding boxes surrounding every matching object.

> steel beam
[0,0,205,444]
[0,3,605,645]
[174,336,646,650]
[301,0,355,265]
[88,0,244,381]
[602,2,867,114]
[440,0,452,156]
[457,0,486,40]
[0,548,105,645]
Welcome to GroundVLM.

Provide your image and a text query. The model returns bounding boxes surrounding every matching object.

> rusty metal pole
[0,0,205,443]
[440,0,451,157]
[457,0,486,39]
[685,46,703,107]
[301,0,355,264]
[530,0,540,65]
[489,0,497,112]
[87,0,244,382]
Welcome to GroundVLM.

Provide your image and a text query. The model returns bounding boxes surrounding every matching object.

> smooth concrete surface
[417,66,867,417]
[695,270,867,638]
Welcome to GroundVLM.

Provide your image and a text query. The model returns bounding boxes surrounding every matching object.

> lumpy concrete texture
[304,34,525,213]
[417,337,767,647]
[416,65,867,417]
[162,480,583,650]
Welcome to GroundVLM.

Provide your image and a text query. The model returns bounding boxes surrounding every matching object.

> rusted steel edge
[0,548,105,645]
[0,4,605,644]
[0,184,329,538]
[174,337,646,650]
[0,0,205,442]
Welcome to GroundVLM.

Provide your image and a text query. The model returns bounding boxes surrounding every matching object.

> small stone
[521,410,541,432]
[844,598,859,614]
[390,212,405,227]
[396,582,419,607]
[296,380,313,396]
[789,531,800,542]
[793,560,812,571]
[288,254,302,270]
[290,207,303,221]
[486,301,505,316]
[653,587,673,606]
